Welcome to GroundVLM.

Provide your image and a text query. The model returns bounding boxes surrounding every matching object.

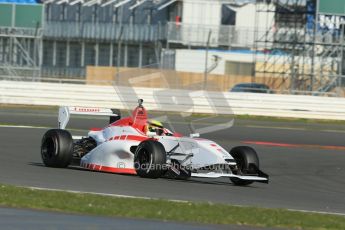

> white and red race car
[41,100,268,185]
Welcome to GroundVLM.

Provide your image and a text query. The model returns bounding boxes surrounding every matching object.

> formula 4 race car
[41,100,268,186]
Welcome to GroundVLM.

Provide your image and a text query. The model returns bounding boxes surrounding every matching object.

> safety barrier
[1,80,345,120]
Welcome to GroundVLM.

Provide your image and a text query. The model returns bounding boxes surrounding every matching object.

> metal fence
[44,21,167,42]
[167,22,262,48]
[166,22,345,49]
[1,19,345,97]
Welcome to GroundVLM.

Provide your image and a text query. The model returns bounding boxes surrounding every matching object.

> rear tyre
[134,140,166,179]
[41,129,73,168]
[229,146,259,186]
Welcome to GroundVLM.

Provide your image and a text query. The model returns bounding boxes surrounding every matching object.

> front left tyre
[41,129,73,168]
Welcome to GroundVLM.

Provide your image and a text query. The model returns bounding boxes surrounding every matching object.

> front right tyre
[41,129,73,168]
[229,146,260,186]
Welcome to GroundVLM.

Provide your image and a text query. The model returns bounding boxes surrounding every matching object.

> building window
[225,61,254,76]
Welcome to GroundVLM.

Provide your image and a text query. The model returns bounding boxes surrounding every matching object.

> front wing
[191,172,269,183]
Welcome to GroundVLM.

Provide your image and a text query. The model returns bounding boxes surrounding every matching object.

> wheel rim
[135,148,152,172]
[234,153,245,174]
[42,137,56,160]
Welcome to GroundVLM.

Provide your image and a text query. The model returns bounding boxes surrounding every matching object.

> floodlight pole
[116,25,124,85]
[339,22,345,96]
[311,0,320,92]
[203,30,212,90]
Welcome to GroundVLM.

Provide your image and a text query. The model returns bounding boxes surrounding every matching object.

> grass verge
[0,184,344,229]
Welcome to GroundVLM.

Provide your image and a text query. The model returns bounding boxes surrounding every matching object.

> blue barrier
[0,0,38,4]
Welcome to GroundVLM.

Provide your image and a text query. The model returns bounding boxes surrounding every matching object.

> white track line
[26,186,345,216]
[0,124,48,129]
[0,125,86,132]
[245,125,307,131]
[286,208,345,216]
[323,129,345,134]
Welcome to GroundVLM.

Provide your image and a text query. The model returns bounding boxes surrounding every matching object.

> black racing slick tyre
[229,146,259,186]
[134,140,166,179]
[41,129,73,168]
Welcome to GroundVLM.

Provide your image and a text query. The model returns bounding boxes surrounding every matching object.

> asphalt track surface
[1,207,249,230]
[1,107,345,217]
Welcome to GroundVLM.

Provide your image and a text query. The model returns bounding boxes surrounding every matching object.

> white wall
[2,81,345,120]
[175,49,255,74]
[180,1,275,29]
[182,0,222,25]
[235,3,275,31]
[175,49,329,75]
[181,0,228,46]
[178,1,275,47]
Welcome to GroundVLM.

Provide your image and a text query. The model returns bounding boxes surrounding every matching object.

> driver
[147,119,164,136]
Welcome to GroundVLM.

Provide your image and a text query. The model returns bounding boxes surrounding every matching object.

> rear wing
[58,106,121,129]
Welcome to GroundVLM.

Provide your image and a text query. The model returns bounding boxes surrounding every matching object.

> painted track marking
[243,141,345,151]
[0,124,48,129]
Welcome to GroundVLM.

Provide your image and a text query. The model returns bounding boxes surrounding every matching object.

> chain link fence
[167,22,267,48]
